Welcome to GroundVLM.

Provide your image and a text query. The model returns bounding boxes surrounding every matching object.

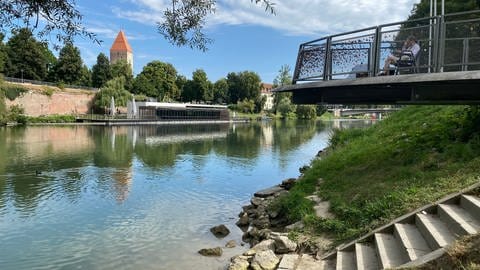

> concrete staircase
[314,188,480,270]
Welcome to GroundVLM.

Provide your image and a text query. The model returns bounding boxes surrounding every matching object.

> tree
[111,59,134,91]
[0,0,99,49]
[273,64,292,87]
[0,33,6,74]
[213,78,228,104]
[277,96,296,118]
[272,64,293,114]
[296,105,317,119]
[78,65,92,87]
[133,61,179,101]
[194,69,213,102]
[175,74,188,98]
[53,43,84,84]
[94,77,131,110]
[5,28,48,80]
[226,71,261,104]
[91,53,112,88]
[158,0,275,51]
[237,99,255,114]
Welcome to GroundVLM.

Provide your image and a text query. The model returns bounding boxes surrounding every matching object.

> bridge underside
[276,71,480,105]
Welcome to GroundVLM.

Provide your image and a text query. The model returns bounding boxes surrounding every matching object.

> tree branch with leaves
[0,0,100,49]
[158,0,276,51]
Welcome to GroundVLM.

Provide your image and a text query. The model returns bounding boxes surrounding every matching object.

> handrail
[293,10,480,84]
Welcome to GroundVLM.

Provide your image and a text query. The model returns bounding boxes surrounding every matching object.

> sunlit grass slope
[273,105,480,244]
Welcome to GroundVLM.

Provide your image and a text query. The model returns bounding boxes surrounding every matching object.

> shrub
[0,83,27,100]
[296,105,317,119]
[42,86,55,97]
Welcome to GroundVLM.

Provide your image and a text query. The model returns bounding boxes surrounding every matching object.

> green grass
[26,115,77,123]
[274,105,480,245]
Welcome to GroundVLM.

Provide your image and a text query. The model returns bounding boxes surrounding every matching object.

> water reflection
[0,121,325,213]
[0,120,372,270]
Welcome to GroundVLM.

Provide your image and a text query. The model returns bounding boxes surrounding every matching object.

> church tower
[110,30,133,72]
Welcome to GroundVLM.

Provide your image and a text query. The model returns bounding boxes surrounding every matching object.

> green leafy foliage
[0,83,27,100]
[213,78,228,104]
[133,61,179,101]
[41,86,55,97]
[181,69,212,102]
[111,59,133,91]
[157,0,275,51]
[296,105,317,119]
[94,77,132,110]
[0,0,99,49]
[52,43,84,84]
[277,96,296,118]
[4,28,48,80]
[91,53,112,88]
[227,71,261,104]
[26,115,76,123]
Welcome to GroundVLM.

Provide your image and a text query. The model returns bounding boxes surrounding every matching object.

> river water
[0,120,372,270]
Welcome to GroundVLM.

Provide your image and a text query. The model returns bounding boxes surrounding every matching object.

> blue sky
[74,0,420,83]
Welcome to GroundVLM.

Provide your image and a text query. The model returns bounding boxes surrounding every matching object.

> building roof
[261,83,274,94]
[110,30,133,53]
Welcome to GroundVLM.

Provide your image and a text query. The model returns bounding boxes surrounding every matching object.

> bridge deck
[276,71,480,105]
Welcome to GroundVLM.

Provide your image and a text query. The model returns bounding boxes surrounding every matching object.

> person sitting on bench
[378,35,420,76]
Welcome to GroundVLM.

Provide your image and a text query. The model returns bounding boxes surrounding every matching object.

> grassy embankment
[272,105,480,246]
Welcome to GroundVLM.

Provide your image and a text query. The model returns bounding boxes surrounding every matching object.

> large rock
[251,215,270,229]
[285,221,305,231]
[279,178,296,190]
[251,197,264,206]
[225,240,237,248]
[236,213,250,227]
[198,247,223,257]
[253,239,276,252]
[254,186,285,198]
[210,224,230,238]
[250,250,279,270]
[228,256,250,270]
[273,235,297,254]
[278,254,300,270]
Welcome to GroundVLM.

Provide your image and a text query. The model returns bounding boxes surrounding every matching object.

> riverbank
[226,105,480,269]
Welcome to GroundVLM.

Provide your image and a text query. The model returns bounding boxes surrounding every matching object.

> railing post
[462,38,469,71]
[323,37,332,81]
[372,26,382,76]
[292,44,304,84]
[434,15,445,72]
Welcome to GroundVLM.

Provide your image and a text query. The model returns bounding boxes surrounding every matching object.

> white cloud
[87,24,154,41]
[113,0,420,37]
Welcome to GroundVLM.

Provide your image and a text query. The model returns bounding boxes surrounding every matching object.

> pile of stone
[237,178,296,244]
[228,171,334,269]
[227,231,297,270]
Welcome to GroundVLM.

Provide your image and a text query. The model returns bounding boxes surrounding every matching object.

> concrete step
[438,203,480,236]
[318,259,336,270]
[336,250,356,270]
[394,223,432,261]
[296,254,327,270]
[415,212,455,249]
[374,233,408,269]
[355,243,379,270]
[460,194,480,220]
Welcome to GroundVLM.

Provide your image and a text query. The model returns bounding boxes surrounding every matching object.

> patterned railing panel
[293,10,480,83]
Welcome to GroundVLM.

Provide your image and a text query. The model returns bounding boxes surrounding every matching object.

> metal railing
[293,10,480,83]
[3,76,99,91]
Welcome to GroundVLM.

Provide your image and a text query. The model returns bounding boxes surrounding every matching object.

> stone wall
[5,83,96,116]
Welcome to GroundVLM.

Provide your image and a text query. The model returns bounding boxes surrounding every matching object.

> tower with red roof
[110,30,133,72]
